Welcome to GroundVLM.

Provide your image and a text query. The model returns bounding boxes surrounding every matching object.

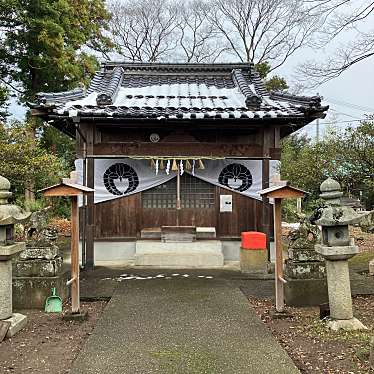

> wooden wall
[93,187,270,240]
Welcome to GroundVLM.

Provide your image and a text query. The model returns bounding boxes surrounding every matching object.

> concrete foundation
[240,248,267,274]
[0,259,12,319]
[4,313,27,338]
[135,240,224,268]
[75,240,274,268]
[325,260,353,320]
[12,270,70,309]
[285,278,328,306]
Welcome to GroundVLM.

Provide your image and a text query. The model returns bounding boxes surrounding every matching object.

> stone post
[314,177,368,331]
[0,175,30,337]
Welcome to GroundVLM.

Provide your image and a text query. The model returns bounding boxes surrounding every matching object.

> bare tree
[297,0,374,86]
[176,0,227,63]
[207,0,324,71]
[108,0,180,62]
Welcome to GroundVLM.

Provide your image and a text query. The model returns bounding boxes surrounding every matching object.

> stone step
[135,240,224,268]
[140,228,161,240]
[161,226,196,243]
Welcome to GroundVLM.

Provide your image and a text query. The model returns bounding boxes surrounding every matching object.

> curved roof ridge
[96,66,124,106]
[232,69,262,109]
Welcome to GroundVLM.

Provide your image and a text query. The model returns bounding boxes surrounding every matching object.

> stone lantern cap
[0,175,31,225]
[314,177,369,227]
[0,175,30,259]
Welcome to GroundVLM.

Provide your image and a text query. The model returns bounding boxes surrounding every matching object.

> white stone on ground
[327,318,368,331]
[369,260,374,276]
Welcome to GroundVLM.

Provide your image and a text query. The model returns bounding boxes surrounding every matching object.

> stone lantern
[0,175,31,337]
[314,177,368,331]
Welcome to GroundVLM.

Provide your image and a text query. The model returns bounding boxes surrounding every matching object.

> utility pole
[316,92,320,142]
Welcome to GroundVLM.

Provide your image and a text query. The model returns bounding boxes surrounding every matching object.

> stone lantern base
[0,244,28,338]
[2,313,28,338]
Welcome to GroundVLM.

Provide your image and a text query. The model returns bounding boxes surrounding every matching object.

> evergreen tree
[0,0,111,103]
[0,0,110,201]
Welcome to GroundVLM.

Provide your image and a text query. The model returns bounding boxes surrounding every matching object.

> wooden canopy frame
[40,181,94,314]
[260,182,305,312]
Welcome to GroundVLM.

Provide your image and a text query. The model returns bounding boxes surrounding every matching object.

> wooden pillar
[82,123,95,271]
[262,158,271,257]
[71,196,80,313]
[176,165,181,226]
[273,198,284,312]
[85,157,95,270]
[262,126,272,258]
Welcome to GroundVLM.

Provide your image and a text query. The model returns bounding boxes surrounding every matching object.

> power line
[325,97,374,113]
[329,108,363,120]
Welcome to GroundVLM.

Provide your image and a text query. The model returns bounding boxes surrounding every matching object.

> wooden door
[141,174,216,230]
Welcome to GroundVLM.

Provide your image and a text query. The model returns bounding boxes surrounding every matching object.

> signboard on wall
[220,195,233,212]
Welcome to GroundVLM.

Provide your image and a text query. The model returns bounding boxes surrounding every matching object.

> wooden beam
[265,189,305,199]
[269,148,281,160]
[92,143,264,158]
[43,186,82,197]
[274,198,284,312]
[71,196,80,313]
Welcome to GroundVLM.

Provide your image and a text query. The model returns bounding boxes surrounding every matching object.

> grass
[349,252,374,269]
[149,348,219,374]
[306,318,373,344]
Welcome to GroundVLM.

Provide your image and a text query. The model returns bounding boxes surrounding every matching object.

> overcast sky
[275,52,373,139]
[8,2,374,140]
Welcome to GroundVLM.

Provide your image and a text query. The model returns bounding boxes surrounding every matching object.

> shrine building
[32,62,328,269]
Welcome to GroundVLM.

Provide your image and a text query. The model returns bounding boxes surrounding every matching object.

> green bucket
[44,287,62,313]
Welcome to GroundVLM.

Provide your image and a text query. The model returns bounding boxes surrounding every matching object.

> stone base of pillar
[327,317,367,331]
[12,270,70,309]
[3,313,27,338]
[285,278,328,306]
[240,248,268,275]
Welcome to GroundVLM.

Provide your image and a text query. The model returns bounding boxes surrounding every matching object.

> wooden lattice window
[142,178,177,208]
[180,173,215,208]
[142,174,215,209]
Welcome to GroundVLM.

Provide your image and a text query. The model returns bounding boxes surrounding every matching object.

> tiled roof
[34,62,328,121]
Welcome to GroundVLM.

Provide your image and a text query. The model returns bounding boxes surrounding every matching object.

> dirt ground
[0,301,107,374]
[2,226,372,374]
[248,295,374,373]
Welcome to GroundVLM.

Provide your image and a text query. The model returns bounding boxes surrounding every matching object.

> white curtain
[75,158,279,204]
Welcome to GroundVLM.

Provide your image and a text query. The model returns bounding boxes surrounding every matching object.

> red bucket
[241,231,266,250]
